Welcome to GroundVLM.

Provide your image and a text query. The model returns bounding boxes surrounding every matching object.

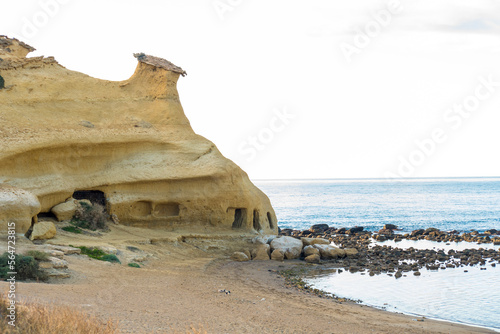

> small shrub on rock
[24,250,50,262]
[75,246,120,263]
[0,253,48,281]
[100,254,120,263]
[71,201,108,230]
[62,225,82,234]
[76,246,107,259]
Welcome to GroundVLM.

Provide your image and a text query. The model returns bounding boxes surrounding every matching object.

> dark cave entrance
[267,212,274,229]
[73,190,106,207]
[253,210,262,231]
[231,208,247,229]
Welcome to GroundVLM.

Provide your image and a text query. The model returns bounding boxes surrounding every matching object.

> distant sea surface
[254,177,500,233]
[254,177,500,331]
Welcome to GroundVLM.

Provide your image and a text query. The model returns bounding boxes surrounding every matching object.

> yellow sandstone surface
[0,36,277,234]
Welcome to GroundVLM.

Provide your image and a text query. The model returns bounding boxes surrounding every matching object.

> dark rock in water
[424,228,440,235]
[309,224,330,233]
[410,229,425,237]
[413,271,421,276]
[335,227,347,234]
[348,226,364,234]
[378,228,394,235]
[384,224,398,230]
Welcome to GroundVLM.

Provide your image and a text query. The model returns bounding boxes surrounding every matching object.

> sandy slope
[0,228,492,334]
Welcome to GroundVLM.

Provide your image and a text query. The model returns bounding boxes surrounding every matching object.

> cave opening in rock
[24,216,38,239]
[253,210,262,231]
[0,75,4,89]
[73,190,106,207]
[37,212,57,220]
[231,208,247,229]
[154,203,180,217]
[267,212,274,229]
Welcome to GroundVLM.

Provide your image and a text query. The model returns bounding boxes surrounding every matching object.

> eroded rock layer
[0,36,277,233]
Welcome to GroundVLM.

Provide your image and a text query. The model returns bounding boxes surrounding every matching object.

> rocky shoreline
[277,224,500,277]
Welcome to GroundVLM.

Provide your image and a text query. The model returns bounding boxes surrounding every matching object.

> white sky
[1,0,500,180]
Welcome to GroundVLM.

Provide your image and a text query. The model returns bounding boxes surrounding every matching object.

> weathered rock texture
[0,36,277,233]
[0,185,40,232]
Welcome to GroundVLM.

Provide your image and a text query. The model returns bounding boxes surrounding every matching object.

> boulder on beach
[0,185,41,233]
[313,244,345,259]
[30,221,57,240]
[252,244,271,260]
[252,235,276,245]
[344,248,358,256]
[270,236,303,259]
[51,198,77,222]
[271,249,284,261]
[301,237,330,246]
[303,245,320,257]
[305,254,320,263]
[231,252,250,262]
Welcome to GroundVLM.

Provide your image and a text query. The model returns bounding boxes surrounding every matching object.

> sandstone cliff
[0,36,277,234]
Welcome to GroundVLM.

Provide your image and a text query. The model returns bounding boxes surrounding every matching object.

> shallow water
[371,238,500,252]
[304,264,500,331]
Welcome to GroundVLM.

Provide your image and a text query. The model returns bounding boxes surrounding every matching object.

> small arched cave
[130,201,153,218]
[253,210,262,231]
[154,202,180,218]
[231,208,247,229]
[267,212,274,229]
[73,190,106,207]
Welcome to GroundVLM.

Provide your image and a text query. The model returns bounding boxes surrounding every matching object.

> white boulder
[270,236,303,260]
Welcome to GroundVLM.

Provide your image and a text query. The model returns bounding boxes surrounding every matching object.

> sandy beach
[0,225,493,334]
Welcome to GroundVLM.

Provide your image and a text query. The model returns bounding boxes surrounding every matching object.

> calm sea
[255,177,500,233]
[254,177,500,331]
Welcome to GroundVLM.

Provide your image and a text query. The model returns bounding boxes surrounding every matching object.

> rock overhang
[0,35,277,236]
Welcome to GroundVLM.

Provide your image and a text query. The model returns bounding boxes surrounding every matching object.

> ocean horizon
[255,177,500,233]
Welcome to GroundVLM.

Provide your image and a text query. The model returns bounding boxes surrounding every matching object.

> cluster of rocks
[276,224,500,277]
[231,235,358,263]
[36,245,82,279]
[280,224,500,245]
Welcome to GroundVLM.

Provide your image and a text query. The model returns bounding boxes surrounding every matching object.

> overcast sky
[2,0,500,180]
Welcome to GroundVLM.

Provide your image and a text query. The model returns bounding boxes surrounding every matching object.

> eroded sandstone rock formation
[0,36,277,234]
